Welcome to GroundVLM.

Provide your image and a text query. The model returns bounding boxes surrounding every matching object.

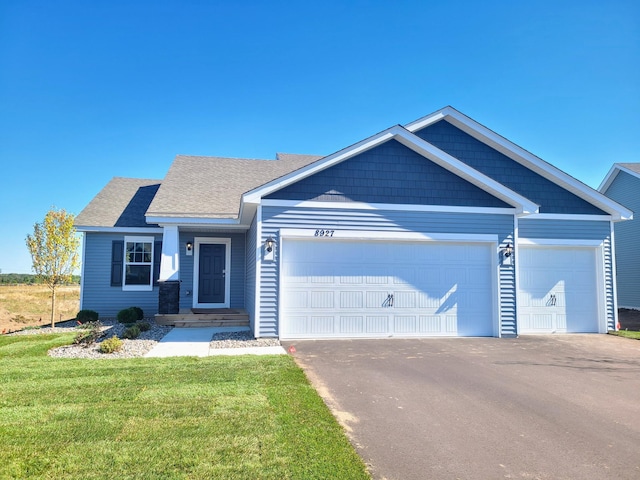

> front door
[197,243,227,305]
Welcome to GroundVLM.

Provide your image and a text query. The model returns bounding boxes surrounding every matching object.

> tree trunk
[50,287,56,328]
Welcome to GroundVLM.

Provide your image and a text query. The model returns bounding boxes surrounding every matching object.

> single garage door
[280,239,495,339]
[517,246,600,333]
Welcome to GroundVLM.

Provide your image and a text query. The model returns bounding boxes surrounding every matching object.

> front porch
[155,308,250,328]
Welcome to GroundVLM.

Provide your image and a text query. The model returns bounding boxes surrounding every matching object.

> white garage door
[517,246,600,333]
[280,239,495,339]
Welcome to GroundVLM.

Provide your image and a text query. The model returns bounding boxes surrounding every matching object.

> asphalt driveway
[284,335,640,480]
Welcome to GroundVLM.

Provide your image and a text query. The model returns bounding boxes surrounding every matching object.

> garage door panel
[281,239,495,338]
[518,246,599,334]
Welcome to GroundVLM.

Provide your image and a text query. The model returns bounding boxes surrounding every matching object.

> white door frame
[192,237,231,308]
[516,239,606,334]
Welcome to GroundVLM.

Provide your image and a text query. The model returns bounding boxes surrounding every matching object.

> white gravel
[9,319,280,359]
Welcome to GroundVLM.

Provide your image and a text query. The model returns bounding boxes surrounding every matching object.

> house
[599,163,640,309]
[75,107,632,339]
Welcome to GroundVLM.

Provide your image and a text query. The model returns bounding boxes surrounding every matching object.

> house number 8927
[314,229,335,237]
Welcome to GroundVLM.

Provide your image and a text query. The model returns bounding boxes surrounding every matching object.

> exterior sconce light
[265,236,274,253]
[502,243,513,265]
[186,241,193,256]
[263,236,275,261]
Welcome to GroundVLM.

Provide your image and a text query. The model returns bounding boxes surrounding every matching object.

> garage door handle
[383,294,394,307]
[548,294,557,306]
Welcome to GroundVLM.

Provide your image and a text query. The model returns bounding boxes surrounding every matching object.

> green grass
[0,334,369,479]
[609,330,640,340]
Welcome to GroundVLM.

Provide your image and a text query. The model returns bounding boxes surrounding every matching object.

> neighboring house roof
[75,177,162,229]
[145,154,323,221]
[599,163,640,192]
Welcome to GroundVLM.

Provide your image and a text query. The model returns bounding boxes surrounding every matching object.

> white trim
[244,125,539,215]
[159,226,180,282]
[513,216,520,336]
[261,199,516,215]
[521,213,613,222]
[599,163,640,192]
[146,216,248,228]
[610,221,620,330]
[192,237,231,308]
[518,238,604,247]
[76,226,164,233]
[79,232,86,310]
[279,228,498,244]
[254,205,263,338]
[405,107,633,221]
[122,236,154,292]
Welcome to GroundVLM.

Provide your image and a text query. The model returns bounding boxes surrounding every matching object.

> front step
[155,309,249,328]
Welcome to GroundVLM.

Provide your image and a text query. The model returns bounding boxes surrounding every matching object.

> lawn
[0,334,369,479]
[608,330,640,340]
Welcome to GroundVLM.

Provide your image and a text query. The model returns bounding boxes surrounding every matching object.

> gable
[414,120,607,215]
[265,139,510,208]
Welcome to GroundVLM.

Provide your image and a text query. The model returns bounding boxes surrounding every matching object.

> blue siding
[415,120,606,215]
[259,206,515,337]
[178,232,246,311]
[519,218,615,329]
[81,232,163,317]
[245,214,258,331]
[603,171,640,308]
[266,139,509,208]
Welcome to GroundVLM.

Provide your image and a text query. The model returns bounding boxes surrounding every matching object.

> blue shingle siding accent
[415,120,607,215]
[519,218,615,329]
[602,171,640,308]
[178,232,246,311]
[259,206,516,337]
[266,139,510,208]
[245,215,258,331]
[81,232,163,317]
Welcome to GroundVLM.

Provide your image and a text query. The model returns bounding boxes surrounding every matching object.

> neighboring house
[75,107,632,339]
[599,163,640,309]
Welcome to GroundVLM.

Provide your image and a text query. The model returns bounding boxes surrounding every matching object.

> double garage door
[280,239,496,339]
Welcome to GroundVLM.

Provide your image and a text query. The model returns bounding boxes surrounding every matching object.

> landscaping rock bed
[210,330,281,349]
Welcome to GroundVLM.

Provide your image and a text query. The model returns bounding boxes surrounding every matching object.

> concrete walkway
[145,327,286,358]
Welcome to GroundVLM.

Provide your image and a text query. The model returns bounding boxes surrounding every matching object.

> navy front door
[198,244,226,304]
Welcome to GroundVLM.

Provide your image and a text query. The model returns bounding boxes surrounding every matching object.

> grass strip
[0,334,369,479]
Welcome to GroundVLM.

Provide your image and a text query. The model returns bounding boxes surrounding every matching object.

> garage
[280,238,496,339]
[517,246,601,333]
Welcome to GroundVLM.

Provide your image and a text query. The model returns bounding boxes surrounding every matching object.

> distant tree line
[0,273,81,285]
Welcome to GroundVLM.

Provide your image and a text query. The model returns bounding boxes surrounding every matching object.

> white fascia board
[243,129,397,204]
[521,213,614,222]
[244,124,537,215]
[76,226,164,233]
[599,164,640,192]
[145,216,249,229]
[392,128,539,214]
[261,199,516,215]
[280,228,498,244]
[406,107,632,221]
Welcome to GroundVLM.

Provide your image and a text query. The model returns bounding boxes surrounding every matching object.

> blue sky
[1,0,638,273]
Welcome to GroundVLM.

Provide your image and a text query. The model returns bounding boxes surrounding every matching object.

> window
[123,236,154,291]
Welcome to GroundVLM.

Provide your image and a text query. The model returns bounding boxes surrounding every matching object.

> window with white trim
[123,236,154,291]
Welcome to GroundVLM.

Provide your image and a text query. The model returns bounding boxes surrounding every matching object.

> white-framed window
[123,236,154,291]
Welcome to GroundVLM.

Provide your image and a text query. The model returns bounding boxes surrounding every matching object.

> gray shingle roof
[146,153,323,219]
[619,163,640,174]
[75,177,162,228]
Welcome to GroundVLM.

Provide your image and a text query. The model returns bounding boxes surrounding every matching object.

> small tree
[26,207,80,327]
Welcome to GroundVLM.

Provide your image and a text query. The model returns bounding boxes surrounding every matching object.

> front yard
[0,333,369,479]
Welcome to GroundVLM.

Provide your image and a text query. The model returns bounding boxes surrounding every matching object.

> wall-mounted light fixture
[265,236,274,253]
[186,241,193,256]
[502,243,513,265]
[263,236,276,261]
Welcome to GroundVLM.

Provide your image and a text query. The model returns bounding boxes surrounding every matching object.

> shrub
[74,321,102,346]
[117,307,138,323]
[122,325,140,340]
[99,336,123,354]
[131,306,144,320]
[76,309,99,323]
[137,321,151,332]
